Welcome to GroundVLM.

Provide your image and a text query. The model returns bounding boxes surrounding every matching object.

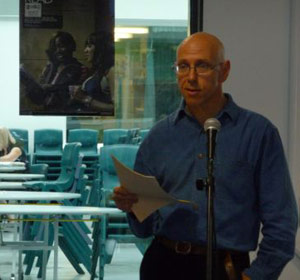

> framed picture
[19,0,115,116]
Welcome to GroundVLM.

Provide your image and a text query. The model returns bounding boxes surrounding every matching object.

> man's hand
[112,186,138,212]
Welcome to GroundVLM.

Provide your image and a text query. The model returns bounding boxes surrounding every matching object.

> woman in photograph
[70,31,114,114]
[20,31,84,114]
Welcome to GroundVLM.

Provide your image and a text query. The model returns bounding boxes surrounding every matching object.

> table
[0,191,81,279]
[0,182,26,190]
[0,205,122,280]
[0,191,80,201]
[0,173,45,181]
[0,162,26,172]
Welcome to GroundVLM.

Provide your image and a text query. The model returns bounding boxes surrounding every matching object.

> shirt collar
[217,93,240,123]
[171,98,186,124]
[171,93,241,125]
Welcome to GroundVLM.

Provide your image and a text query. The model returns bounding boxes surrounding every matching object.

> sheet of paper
[112,156,197,222]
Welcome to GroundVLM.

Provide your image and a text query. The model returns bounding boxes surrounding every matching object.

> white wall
[203,0,300,278]
[0,17,67,154]
[204,0,290,146]
[289,0,300,215]
[289,0,300,265]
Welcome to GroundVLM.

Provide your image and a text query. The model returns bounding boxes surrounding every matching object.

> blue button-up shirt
[128,94,298,279]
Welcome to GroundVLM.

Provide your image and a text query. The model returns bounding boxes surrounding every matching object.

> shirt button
[198,153,205,159]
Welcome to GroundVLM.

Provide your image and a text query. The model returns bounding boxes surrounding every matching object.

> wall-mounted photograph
[19,0,115,116]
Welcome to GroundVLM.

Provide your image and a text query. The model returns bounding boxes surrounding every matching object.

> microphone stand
[206,156,215,280]
[196,130,217,280]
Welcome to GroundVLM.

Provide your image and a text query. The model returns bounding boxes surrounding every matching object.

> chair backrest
[99,144,139,191]
[9,128,29,153]
[60,142,81,172]
[34,129,63,155]
[122,128,140,144]
[103,129,129,145]
[139,129,150,142]
[68,129,99,156]
[54,142,82,191]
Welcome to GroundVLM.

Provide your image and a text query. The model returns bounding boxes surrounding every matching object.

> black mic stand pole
[206,153,215,280]
[196,128,218,280]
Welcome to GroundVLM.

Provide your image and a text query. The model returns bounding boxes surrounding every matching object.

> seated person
[21,31,84,113]
[0,127,26,163]
[0,126,28,212]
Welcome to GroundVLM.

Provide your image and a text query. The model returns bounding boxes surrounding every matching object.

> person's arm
[0,147,22,162]
[71,87,114,112]
[89,97,114,112]
[244,125,298,279]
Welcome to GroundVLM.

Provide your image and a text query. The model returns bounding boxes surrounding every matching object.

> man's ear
[219,60,231,83]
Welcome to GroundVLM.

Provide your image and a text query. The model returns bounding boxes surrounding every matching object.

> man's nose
[187,66,197,81]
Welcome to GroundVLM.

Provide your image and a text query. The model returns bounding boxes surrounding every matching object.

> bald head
[177,32,225,64]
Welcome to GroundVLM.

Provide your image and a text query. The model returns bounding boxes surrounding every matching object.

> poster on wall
[19,0,115,116]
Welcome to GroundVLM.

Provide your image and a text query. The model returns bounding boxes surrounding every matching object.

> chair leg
[90,220,100,280]
[59,237,85,274]
[98,215,108,280]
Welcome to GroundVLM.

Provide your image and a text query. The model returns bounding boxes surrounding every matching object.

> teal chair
[29,163,49,176]
[68,129,99,156]
[123,128,141,144]
[33,129,63,156]
[9,128,29,154]
[24,142,81,192]
[68,128,100,187]
[99,144,138,204]
[91,144,151,280]
[23,143,95,277]
[33,129,63,180]
[103,129,129,145]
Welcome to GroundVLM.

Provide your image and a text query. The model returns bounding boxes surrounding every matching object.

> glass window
[67,1,188,143]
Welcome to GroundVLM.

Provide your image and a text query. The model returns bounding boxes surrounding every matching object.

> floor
[0,230,142,280]
[1,230,300,280]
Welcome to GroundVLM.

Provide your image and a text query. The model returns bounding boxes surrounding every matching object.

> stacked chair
[91,143,151,280]
[32,129,63,180]
[103,128,141,145]
[9,128,29,154]
[68,129,99,184]
[103,128,129,145]
[22,143,95,278]
[9,128,50,173]
[67,128,102,207]
[139,129,150,143]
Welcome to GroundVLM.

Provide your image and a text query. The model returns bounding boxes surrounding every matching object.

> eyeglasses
[174,62,222,76]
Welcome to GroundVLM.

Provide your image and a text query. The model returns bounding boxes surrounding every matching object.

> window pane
[67,1,188,143]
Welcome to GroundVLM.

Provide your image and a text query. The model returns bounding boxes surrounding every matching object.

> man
[112,32,298,280]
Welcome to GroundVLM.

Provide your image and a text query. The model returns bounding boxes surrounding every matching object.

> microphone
[204,118,221,160]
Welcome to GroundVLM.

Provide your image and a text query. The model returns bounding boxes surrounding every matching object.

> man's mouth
[185,88,201,95]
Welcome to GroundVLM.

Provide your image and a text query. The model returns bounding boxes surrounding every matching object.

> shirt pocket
[214,159,255,203]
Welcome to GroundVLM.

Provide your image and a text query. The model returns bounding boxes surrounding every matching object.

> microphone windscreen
[204,118,221,132]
